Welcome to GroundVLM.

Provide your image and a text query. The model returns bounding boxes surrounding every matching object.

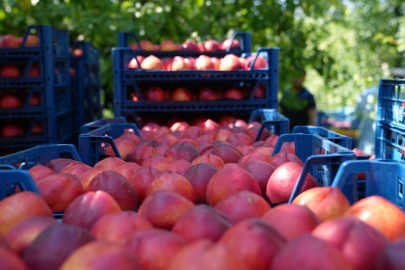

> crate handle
[82,135,122,159]
[247,47,269,71]
[223,32,244,52]
[288,153,356,203]
[0,171,40,200]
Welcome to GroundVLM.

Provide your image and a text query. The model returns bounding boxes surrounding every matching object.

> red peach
[94,157,125,171]
[164,159,191,175]
[28,164,55,184]
[46,158,76,173]
[164,143,200,162]
[184,163,218,204]
[130,166,163,203]
[244,161,276,196]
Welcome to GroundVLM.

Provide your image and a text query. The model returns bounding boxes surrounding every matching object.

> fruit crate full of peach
[118,31,252,58]
[70,41,102,139]
[112,47,279,122]
[0,25,72,151]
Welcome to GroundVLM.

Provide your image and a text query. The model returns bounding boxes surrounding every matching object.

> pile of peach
[130,38,242,52]
[0,117,404,270]
[128,54,267,71]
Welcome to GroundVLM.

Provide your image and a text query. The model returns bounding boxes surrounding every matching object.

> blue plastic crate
[118,31,252,58]
[377,79,405,128]
[375,121,405,161]
[292,126,352,149]
[71,41,102,136]
[112,47,279,117]
[79,123,141,166]
[269,133,355,203]
[80,117,127,134]
[0,144,81,218]
[332,160,405,210]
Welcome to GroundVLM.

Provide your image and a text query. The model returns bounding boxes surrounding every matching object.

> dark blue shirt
[280,87,316,130]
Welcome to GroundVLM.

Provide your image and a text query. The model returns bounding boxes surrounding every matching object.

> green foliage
[0,0,404,111]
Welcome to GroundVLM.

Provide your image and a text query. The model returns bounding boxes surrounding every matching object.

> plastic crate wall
[112,47,279,118]
[333,160,405,210]
[0,25,72,148]
[118,31,252,58]
[71,41,102,137]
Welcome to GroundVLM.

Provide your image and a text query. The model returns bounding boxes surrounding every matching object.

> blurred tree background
[0,0,404,113]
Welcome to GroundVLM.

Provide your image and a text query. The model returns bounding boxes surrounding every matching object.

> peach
[0,192,53,236]
[176,138,198,147]
[313,217,389,270]
[255,146,274,156]
[112,162,141,180]
[63,191,122,230]
[345,195,405,241]
[125,229,186,270]
[183,40,199,51]
[79,167,105,190]
[268,152,303,168]
[224,88,244,100]
[222,38,241,50]
[5,217,57,255]
[243,161,276,196]
[237,145,255,156]
[243,55,267,70]
[127,56,144,69]
[280,142,295,154]
[126,142,156,165]
[156,134,178,146]
[149,126,170,139]
[146,172,197,203]
[28,164,55,183]
[251,141,270,148]
[262,204,320,240]
[183,126,203,140]
[220,219,286,270]
[266,162,317,204]
[0,249,29,270]
[140,55,164,70]
[46,158,75,173]
[293,187,350,221]
[211,57,221,69]
[142,156,172,171]
[169,56,189,71]
[185,57,196,69]
[155,145,169,156]
[248,127,271,141]
[219,115,237,126]
[215,191,270,223]
[203,40,220,51]
[130,166,163,203]
[167,240,249,270]
[220,54,242,70]
[86,171,137,210]
[238,151,272,167]
[195,55,215,70]
[184,163,218,203]
[139,190,194,229]
[226,133,253,146]
[119,131,142,144]
[214,128,233,141]
[94,157,125,171]
[129,40,154,51]
[160,40,177,51]
[60,161,91,178]
[170,121,190,132]
[197,143,215,154]
[91,211,152,243]
[265,135,279,148]
[375,237,405,270]
[23,224,96,270]
[270,234,355,270]
[191,153,225,169]
[164,143,199,162]
[36,173,83,212]
[105,139,136,159]
[164,159,191,175]
[206,164,261,206]
[211,145,243,164]
[59,241,141,270]
[173,205,232,242]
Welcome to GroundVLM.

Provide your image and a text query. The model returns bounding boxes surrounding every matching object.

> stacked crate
[0,25,72,155]
[112,32,279,126]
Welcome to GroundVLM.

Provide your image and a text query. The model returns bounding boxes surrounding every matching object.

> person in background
[279,67,316,130]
